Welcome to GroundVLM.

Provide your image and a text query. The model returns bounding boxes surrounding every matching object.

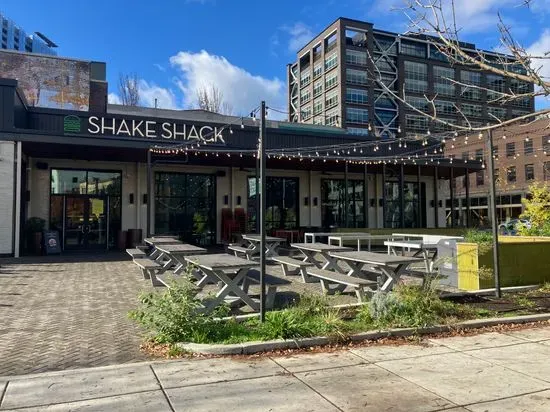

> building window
[400,40,426,58]
[430,45,448,62]
[404,61,428,93]
[247,177,299,232]
[475,149,484,161]
[313,116,324,125]
[313,80,323,97]
[507,166,516,183]
[347,127,370,136]
[374,34,397,54]
[321,179,366,228]
[524,138,534,156]
[525,164,535,181]
[301,105,312,120]
[434,99,456,115]
[487,74,505,100]
[326,109,339,126]
[433,66,455,97]
[476,171,484,186]
[406,96,429,113]
[543,136,550,155]
[488,106,507,121]
[300,89,311,105]
[325,53,338,71]
[325,72,338,90]
[405,114,428,133]
[346,68,367,85]
[325,31,338,53]
[461,103,483,118]
[154,172,215,245]
[346,49,367,66]
[346,107,369,124]
[384,181,423,228]
[345,28,367,47]
[460,70,482,101]
[325,90,339,109]
[506,142,515,157]
[313,63,323,79]
[346,88,368,105]
[313,99,323,115]
[300,70,311,88]
[544,162,550,180]
[493,145,499,160]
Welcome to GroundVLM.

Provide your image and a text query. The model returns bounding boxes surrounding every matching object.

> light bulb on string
[478,132,483,140]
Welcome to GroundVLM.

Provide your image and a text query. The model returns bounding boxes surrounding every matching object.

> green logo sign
[63,115,81,133]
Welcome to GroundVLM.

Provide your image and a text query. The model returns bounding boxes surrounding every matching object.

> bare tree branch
[195,85,233,115]
[118,73,140,106]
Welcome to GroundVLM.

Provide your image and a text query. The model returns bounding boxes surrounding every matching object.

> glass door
[63,196,108,250]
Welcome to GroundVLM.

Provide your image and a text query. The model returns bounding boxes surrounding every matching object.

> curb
[175,313,550,355]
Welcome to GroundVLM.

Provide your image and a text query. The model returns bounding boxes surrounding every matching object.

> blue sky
[2,0,549,115]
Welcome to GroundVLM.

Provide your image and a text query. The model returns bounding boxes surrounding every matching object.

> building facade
[0,53,482,256]
[287,17,534,139]
[444,117,550,227]
[1,12,57,55]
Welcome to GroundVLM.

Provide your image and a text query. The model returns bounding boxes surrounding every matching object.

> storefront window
[384,181,424,228]
[321,179,365,228]
[154,172,216,245]
[247,177,299,233]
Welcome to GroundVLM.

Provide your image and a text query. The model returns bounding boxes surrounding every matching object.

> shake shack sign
[64,115,226,143]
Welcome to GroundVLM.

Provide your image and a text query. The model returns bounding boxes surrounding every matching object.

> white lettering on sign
[86,116,225,143]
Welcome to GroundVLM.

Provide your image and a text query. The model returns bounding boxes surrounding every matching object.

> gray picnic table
[155,243,207,275]
[184,253,260,313]
[143,237,182,260]
[291,242,352,272]
[384,240,438,273]
[329,250,422,292]
[242,234,286,258]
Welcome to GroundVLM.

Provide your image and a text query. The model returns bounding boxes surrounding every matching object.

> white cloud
[107,93,121,104]
[137,80,178,109]
[169,50,286,118]
[153,63,166,72]
[281,22,314,52]
[527,29,550,108]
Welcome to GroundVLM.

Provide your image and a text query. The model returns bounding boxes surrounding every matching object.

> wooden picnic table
[242,234,286,259]
[291,242,352,272]
[329,250,422,292]
[143,237,183,260]
[304,232,370,243]
[184,253,260,313]
[384,240,438,273]
[155,243,207,275]
[328,234,405,251]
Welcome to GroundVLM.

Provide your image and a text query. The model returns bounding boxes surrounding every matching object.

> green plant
[24,217,46,234]
[520,183,550,234]
[464,229,493,254]
[258,310,311,340]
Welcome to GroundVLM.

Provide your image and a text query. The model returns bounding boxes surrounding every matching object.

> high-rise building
[1,12,57,55]
[287,17,534,139]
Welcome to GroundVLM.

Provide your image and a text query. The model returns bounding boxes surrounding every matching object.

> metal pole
[14,141,22,257]
[344,161,349,228]
[417,165,421,228]
[487,129,501,297]
[255,155,260,233]
[450,167,455,228]
[465,167,471,228]
[363,164,369,228]
[259,101,267,322]
[434,166,439,228]
[399,163,405,228]
[382,163,386,228]
[146,149,152,237]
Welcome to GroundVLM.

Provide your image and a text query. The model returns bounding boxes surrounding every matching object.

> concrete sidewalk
[2,327,550,411]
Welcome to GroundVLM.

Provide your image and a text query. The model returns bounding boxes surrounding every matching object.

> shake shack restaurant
[0,78,482,257]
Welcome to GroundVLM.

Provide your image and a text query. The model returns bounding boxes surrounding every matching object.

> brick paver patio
[0,254,154,376]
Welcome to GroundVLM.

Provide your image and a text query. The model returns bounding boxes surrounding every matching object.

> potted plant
[24,217,46,255]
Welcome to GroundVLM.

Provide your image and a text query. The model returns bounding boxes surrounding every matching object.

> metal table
[155,243,207,275]
[184,254,260,313]
[290,242,352,272]
[242,234,286,259]
[330,250,422,292]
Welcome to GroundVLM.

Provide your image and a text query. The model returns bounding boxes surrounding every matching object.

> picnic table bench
[306,267,377,302]
[384,240,439,273]
[290,242,352,272]
[132,258,165,287]
[329,250,422,292]
[155,243,207,274]
[328,234,404,251]
[272,255,315,283]
[304,232,370,244]
[126,248,146,259]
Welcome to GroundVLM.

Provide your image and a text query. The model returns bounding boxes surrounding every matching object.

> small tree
[118,73,140,106]
[195,85,233,114]
[519,183,550,235]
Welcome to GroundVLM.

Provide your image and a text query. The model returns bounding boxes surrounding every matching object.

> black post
[259,101,267,322]
[487,129,501,297]
[146,149,152,237]
[344,161,349,228]
[450,166,455,228]
[255,155,260,233]
[434,166,439,228]
[382,163,386,228]
[363,164,369,228]
[417,165,421,228]
[465,168,471,228]
[399,163,405,228]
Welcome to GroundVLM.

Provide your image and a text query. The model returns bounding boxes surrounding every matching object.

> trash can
[117,230,127,250]
[127,229,143,248]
